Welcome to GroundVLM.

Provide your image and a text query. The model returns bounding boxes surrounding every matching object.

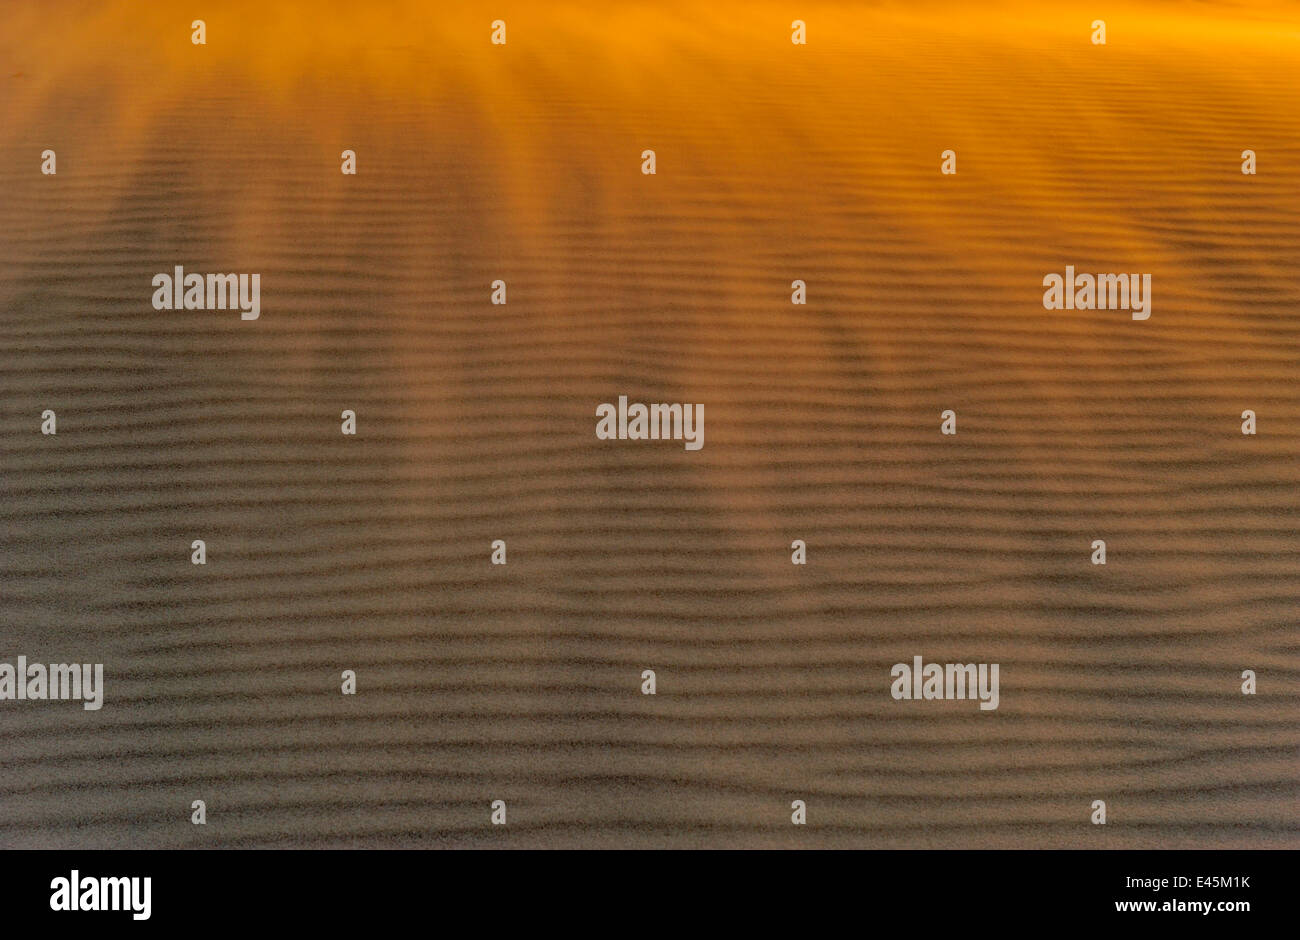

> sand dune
[0,0,1297,848]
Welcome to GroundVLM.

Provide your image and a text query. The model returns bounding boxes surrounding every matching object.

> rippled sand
[0,0,1297,847]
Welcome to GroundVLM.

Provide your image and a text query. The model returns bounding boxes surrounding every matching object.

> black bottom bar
[1,849,1282,928]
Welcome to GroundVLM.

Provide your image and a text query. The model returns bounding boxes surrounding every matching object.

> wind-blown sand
[0,1,1297,847]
